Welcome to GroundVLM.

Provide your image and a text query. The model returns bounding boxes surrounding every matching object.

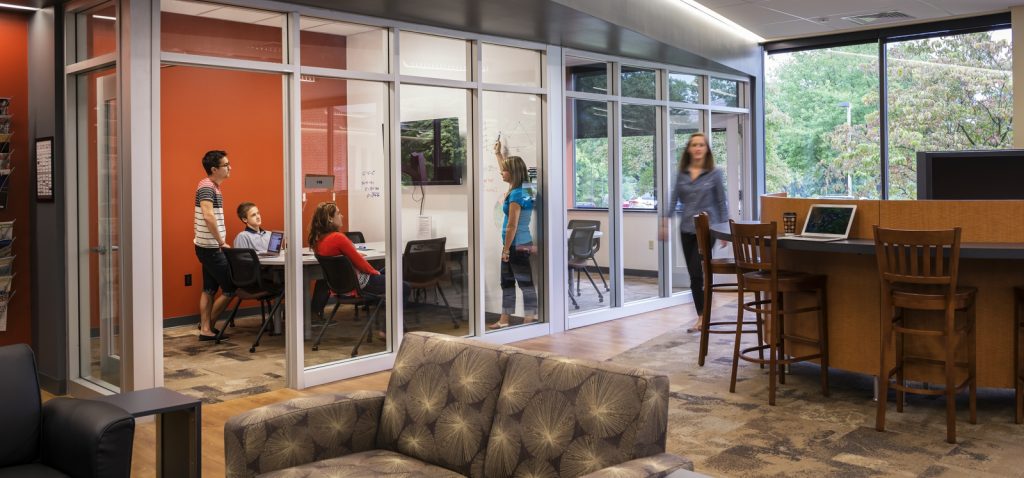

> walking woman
[488,139,538,329]
[658,132,728,333]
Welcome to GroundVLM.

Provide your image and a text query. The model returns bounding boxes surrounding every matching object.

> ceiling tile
[754,0,922,21]
[713,3,804,25]
[916,0,1017,15]
[695,0,751,8]
[756,19,834,39]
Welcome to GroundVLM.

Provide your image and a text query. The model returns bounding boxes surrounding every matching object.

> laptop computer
[258,231,285,257]
[786,204,857,242]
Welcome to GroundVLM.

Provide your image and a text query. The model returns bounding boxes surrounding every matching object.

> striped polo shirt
[194,178,226,248]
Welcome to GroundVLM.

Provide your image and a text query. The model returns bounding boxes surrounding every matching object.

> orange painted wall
[160,66,284,320]
[0,12,31,346]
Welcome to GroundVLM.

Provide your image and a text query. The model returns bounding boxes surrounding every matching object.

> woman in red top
[307,201,396,298]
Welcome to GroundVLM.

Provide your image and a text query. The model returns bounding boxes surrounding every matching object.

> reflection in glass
[400,85,471,336]
[78,67,120,391]
[566,57,608,94]
[300,18,388,72]
[77,3,116,61]
[483,92,543,331]
[399,32,469,81]
[621,104,661,303]
[886,29,1012,199]
[621,66,657,99]
[669,109,701,295]
[161,0,286,62]
[669,73,701,103]
[567,99,612,314]
[301,78,390,366]
[482,44,542,87]
[709,78,739,107]
[765,44,880,198]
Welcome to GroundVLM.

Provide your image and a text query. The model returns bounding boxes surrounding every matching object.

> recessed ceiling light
[0,2,39,11]
[92,14,117,21]
[677,0,765,43]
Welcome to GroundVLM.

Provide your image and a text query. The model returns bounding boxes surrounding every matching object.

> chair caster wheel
[598,298,604,303]
[249,347,256,353]
[312,346,319,351]
[574,305,580,309]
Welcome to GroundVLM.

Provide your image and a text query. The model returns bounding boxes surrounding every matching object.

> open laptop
[787,204,857,242]
[258,231,285,257]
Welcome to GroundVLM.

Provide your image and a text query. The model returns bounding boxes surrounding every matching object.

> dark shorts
[195,245,236,297]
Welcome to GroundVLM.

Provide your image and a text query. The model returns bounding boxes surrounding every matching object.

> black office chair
[404,237,460,328]
[343,231,366,244]
[222,249,285,353]
[315,254,385,357]
[568,225,604,303]
[567,219,609,292]
[0,344,135,478]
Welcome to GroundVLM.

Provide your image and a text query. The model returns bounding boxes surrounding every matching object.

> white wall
[566,209,660,272]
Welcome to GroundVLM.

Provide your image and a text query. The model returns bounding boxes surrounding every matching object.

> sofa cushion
[256,450,464,478]
[0,344,41,468]
[483,351,670,478]
[377,332,511,476]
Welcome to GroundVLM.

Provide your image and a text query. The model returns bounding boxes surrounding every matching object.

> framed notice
[35,137,53,201]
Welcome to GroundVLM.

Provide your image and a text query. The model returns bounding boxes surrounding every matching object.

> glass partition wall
[564,53,750,327]
[68,0,750,393]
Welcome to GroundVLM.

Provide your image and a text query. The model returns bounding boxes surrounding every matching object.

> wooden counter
[709,196,1024,388]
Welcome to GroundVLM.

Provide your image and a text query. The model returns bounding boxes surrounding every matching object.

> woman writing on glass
[658,132,728,333]
[488,138,538,329]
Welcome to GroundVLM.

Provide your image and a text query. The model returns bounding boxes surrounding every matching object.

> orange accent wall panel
[160,66,284,320]
[0,12,31,346]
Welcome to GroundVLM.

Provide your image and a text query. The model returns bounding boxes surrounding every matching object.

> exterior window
[399,31,469,81]
[709,77,740,107]
[620,66,656,99]
[566,57,608,94]
[482,44,542,87]
[669,72,701,103]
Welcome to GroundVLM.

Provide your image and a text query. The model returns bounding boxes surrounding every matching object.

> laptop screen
[804,206,855,235]
[267,231,284,253]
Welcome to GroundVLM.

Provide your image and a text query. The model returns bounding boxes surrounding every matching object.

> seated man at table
[233,202,270,251]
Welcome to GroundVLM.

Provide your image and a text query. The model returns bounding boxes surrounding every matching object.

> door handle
[89,246,107,254]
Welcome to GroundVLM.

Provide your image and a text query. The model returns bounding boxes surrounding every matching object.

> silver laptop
[258,231,285,257]
[787,204,857,242]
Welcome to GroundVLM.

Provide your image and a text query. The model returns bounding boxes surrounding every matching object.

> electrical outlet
[184,274,192,286]
[648,240,654,250]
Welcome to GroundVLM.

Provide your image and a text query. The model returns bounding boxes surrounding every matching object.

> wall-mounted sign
[35,137,53,201]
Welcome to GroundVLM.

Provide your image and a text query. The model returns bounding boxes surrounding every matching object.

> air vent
[842,11,915,26]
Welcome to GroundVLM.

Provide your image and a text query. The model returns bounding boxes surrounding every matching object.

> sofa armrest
[581,453,695,478]
[40,397,136,478]
[225,391,385,478]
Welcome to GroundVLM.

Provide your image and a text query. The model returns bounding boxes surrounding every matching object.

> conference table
[260,241,467,338]
[706,195,1024,389]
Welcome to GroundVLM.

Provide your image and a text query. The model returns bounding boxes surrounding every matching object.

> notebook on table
[258,231,285,256]
[786,204,857,242]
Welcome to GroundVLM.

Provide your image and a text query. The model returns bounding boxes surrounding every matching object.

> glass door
[77,68,121,391]
[711,112,745,221]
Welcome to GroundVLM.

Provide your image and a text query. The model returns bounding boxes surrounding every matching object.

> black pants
[680,232,704,316]
[500,246,537,316]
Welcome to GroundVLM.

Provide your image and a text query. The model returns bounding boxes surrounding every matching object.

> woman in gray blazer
[659,132,728,332]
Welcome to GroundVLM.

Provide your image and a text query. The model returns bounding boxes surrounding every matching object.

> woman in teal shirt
[489,139,537,329]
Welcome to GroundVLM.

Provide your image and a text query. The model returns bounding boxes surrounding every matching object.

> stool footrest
[885,376,973,396]
[738,344,822,366]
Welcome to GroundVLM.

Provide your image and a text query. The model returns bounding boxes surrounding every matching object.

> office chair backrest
[344,231,366,244]
[224,248,263,292]
[403,237,446,283]
[0,344,41,467]
[568,226,597,260]
[315,254,366,297]
[568,219,601,252]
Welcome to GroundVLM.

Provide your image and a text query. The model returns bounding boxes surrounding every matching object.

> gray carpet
[607,309,1023,477]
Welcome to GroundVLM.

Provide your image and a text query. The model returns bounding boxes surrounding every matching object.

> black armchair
[0,344,135,478]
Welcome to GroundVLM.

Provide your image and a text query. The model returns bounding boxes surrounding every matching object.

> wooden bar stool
[874,226,977,444]
[1014,286,1024,424]
[693,212,764,367]
[728,220,830,406]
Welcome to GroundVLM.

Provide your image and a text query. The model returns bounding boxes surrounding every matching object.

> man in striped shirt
[194,150,235,341]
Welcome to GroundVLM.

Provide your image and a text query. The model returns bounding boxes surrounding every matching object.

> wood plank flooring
[131,303,699,477]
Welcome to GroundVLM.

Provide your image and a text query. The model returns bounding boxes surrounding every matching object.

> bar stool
[874,226,977,444]
[729,220,830,406]
[1014,286,1024,424]
[693,212,764,367]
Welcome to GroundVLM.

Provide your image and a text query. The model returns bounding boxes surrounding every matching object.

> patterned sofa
[225,331,693,477]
